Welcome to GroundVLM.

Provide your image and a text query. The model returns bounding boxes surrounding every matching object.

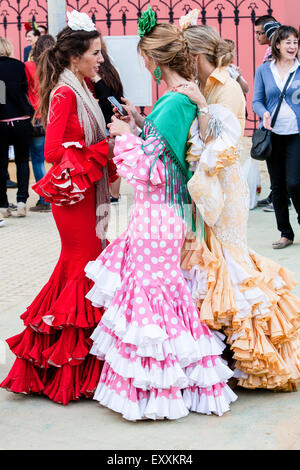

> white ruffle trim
[185,357,233,387]
[183,384,238,417]
[233,368,248,379]
[62,141,83,149]
[85,261,121,308]
[91,306,224,365]
[94,383,189,421]
[94,382,236,421]
[92,342,233,390]
[182,265,208,301]
[211,330,227,352]
[223,247,273,319]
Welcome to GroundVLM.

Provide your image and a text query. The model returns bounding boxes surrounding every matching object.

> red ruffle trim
[1,354,102,405]
[33,140,108,206]
[1,274,104,404]
[21,276,103,333]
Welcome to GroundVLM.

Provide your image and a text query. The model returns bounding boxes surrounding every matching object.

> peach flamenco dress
[181,103,300,392]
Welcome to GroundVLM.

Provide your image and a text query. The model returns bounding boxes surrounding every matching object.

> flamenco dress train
[181,104,300,391]
[0,86,109,404]
[85,125,237,421]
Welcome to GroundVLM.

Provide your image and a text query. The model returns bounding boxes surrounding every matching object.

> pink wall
[0,0,298,134]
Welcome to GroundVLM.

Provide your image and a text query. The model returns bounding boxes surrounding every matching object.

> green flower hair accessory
[138,6,157,37]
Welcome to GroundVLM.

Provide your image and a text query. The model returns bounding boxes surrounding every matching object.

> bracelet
[198,106,210,117]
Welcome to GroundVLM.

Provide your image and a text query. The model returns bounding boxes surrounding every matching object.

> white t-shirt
[227,64,240,81]
[270,59,299,135]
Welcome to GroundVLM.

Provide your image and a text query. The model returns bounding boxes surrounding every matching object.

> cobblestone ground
[1,141,300,450]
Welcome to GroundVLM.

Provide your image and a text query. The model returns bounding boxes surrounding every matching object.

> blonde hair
[183,25,235,68]
[0,37,13,57]
[138,23,195,81]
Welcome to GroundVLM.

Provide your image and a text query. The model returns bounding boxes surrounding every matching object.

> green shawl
[141,91,198,230]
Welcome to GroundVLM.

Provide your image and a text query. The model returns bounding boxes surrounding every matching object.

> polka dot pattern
[87,132,231,419]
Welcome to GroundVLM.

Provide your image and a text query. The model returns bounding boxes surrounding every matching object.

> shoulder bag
[251,71,294,161]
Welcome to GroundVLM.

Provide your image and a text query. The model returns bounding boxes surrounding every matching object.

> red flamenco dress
[0,86,112,404]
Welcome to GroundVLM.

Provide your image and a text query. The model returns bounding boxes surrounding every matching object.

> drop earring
[72,64,78,75]
[153,62,161,85]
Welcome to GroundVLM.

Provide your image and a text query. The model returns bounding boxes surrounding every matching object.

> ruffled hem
[85,261,122,308]
[21,276,102,332]
[33,140,108,206]
[181,228,300,391]
[183,383,237,416]
[91,303,224,365]
[93,376,236,421]
[91,327,231,390]
[2,272,104,404]
[42,355,102,404]
[1,348,103,405]
[85,235,128,308]
[0,358,45,394]
[94,383,189,421]
[6,327,53,369]
[88,283,236,420]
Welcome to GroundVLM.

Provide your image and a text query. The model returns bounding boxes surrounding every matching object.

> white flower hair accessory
[67,10,97,32]
[179,9,200,31]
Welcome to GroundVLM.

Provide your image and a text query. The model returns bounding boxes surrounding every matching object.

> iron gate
[0,0,275,131]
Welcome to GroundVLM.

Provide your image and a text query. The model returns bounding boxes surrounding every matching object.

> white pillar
[47,0,67,38]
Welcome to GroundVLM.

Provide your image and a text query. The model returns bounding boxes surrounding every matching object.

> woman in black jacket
[0,37,33,218]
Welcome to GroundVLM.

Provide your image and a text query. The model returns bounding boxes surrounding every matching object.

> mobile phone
[107,96,128,117]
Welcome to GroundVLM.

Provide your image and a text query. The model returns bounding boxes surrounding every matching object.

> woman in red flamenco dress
[0,12,114,405]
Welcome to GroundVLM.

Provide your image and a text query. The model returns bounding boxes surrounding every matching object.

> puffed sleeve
[33,86,109,205]
[113,132,166,190]
[186,104,241,227]
[187,104,241,175]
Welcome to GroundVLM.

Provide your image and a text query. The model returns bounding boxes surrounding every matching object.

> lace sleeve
[187,104,241,175]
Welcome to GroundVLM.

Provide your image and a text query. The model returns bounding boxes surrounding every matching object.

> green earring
[153,62,161,85]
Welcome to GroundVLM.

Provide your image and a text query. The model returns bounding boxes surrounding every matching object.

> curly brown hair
[98,34,124,97]
[32,34,55,64]
[37,26,100,127]
[138,23,195,81]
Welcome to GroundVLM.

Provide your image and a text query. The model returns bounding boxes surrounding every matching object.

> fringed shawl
[141,91,201,233]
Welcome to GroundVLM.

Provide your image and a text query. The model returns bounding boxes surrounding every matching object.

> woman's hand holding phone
[112,97,145,130]
[111,106,140,137]
[108,116,131,137]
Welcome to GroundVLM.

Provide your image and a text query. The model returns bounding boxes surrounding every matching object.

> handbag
[32,117,45,138]
[251,71,294,161]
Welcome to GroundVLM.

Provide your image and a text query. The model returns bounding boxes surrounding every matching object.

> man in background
[38,25,48,36]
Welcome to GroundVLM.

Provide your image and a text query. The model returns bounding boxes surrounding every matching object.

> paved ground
[1,146,300,450]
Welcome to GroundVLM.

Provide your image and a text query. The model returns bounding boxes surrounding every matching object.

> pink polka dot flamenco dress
[85,95,237,421]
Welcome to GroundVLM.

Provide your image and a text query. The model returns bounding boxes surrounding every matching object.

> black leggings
[267,133,300,240]
[0,119,32,207]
